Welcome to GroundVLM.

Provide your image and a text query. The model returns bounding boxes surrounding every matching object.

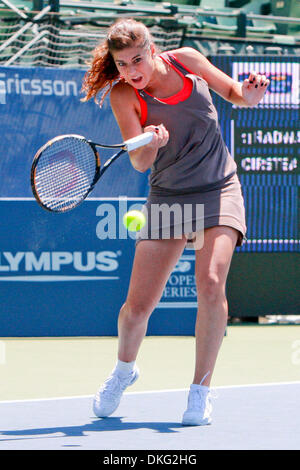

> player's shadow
[0,417,185,443]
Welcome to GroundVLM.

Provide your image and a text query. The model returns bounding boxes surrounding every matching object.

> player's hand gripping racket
[31,132,153,212]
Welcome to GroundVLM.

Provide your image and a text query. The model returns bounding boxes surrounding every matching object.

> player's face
[112,43,155,89]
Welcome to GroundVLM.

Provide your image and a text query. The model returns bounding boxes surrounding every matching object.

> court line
[0,380,299,405]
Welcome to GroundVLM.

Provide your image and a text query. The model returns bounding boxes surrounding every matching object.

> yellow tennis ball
[123,210,146,232]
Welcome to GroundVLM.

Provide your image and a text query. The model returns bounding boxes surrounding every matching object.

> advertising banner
[0,66,149,198]
[0,66,200,336]
[0,199,198,336]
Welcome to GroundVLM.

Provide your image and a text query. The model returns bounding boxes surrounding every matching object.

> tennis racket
[31,132,153,213]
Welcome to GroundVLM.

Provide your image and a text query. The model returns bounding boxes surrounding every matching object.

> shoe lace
[99,373,131,399]
[189,389,208,411]
[188,388,217,411]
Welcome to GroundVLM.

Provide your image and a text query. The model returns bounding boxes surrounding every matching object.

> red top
[133,52,194,126]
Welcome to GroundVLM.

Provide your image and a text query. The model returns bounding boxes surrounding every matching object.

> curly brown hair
[81,19,153,106]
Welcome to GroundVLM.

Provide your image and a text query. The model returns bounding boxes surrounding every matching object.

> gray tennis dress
[134,52,247,246]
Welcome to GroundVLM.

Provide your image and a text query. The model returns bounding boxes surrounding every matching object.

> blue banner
[0,66,149,198]
[0,199,198,336]
[0,66,199,336]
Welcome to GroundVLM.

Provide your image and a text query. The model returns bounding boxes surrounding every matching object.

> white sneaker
[182,385,212,426]
[93,366,139,418]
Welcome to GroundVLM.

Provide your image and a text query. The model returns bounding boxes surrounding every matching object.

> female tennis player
[82,19,269,426]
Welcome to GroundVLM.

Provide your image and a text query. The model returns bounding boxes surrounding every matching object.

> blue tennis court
[1,382,299,450]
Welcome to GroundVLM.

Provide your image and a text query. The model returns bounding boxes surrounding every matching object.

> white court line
[0,381,300,405]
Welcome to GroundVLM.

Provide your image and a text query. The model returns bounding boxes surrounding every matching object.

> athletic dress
[134,51,247,247]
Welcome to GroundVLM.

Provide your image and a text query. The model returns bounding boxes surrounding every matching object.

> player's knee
[197,273,225,305]
[121,301,153,323]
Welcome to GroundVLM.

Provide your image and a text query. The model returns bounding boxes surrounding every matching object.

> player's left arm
[173,47,270,107]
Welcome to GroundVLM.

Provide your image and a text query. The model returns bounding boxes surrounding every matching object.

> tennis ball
[123,210,146,232]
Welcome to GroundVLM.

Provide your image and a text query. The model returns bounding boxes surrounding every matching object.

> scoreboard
[211,55,299,253]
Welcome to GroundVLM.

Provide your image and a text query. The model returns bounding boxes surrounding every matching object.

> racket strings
[34,138,98,211]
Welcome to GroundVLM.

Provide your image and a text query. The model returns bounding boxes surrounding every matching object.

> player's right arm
[110,82,168,173]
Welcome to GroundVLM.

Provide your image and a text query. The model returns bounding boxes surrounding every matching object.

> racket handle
[124,132,154,152]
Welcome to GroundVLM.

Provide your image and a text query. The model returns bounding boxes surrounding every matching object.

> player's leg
[93,236,187,418]
[118,237,187,362]
[193,225,238,384]
[182,225,238,426]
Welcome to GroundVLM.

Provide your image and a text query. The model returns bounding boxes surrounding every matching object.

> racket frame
[31,132,152,212]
